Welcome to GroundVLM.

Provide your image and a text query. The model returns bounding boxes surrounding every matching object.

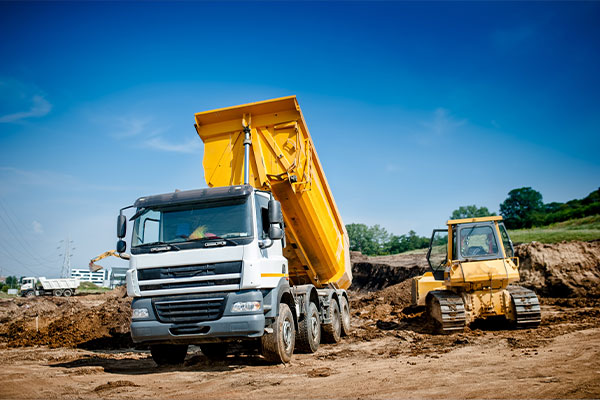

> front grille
[137,261,242,293]
[153,293,227,323]
[138,261,242,281]
[142,278,239,291]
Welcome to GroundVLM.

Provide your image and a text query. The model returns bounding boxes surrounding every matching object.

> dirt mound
[351,251,428,291]
[0,294,132,349]
[516,240,600,297]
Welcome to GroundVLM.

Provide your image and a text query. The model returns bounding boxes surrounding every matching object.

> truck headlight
[231,301,261,312]
[132,308,149,319]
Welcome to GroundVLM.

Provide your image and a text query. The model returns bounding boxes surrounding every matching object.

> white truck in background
[20,277,80,297]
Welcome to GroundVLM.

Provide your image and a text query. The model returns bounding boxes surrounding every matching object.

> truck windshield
[131,198,253,249]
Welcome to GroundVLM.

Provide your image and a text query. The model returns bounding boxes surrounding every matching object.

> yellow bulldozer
[411,216,541,333]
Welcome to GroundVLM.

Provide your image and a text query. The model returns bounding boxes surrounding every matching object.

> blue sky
[1,1,599,278]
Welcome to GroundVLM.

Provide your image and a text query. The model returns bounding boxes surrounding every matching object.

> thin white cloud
[111,116,158,138]
[416,108,467,146]
[423,108,466,136]
[0,167,137,194]
[32,220,44,234]
[0,166,77,187]
[0,94,52,123]
[143,137,202,154]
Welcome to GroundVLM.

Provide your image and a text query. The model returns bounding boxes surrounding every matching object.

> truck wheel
[150,344,188,366]
[200,343,228,360]
[296,302,320,353]
[63,289,73,297]
[24,291,35,298]
[261,303,295,363]
[53,289,63,297]
[340,296,352,336]
[322,298,341,343]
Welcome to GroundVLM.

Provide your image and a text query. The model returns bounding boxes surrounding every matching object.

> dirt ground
[0,241,599,399]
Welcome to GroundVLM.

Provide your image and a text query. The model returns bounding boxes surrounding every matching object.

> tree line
[346,186,599,255]
[1,276,19,293]
[499,187,600,229]
[345,224,429,256]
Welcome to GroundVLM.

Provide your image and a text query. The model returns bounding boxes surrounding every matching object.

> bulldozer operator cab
[415,216,539,332]
[426,217,515,280]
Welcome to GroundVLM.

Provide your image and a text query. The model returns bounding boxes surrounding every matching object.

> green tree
[5,276,18,289]
[346,223,390,255]
[499,187,543,229]
[450,205,494,220]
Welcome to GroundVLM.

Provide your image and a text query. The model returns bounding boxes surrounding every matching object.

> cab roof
[447,216,503,225]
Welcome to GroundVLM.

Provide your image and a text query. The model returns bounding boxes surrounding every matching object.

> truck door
[255,194,288,281]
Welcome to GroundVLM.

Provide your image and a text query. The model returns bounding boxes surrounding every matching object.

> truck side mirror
[268,200,283,224]
[117,240,127,253]
[117,214,127,238]
[269,225,284,240]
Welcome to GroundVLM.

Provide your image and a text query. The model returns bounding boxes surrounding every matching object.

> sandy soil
[0,299,598,399]
[0,241,599,399]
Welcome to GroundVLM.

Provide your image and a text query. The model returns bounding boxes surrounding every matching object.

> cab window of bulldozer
[499,223,514,258]
[459,225,499,258]
[428,230,448,273]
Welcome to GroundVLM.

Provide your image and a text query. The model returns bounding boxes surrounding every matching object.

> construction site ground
[1,240,599,399]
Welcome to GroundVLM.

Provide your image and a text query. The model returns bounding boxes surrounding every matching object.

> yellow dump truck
[117,96,352,364]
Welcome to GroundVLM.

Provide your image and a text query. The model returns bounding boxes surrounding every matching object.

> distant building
[71,268,109,286]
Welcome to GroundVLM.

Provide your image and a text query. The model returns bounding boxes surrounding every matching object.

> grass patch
[510,215,600,244]
[77,281,111,293]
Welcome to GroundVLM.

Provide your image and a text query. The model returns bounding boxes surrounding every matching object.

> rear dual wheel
[150,344,188,366]
[340,296,351,336]
[322,299,342,343]
[296,302,320,353]
[200,343,228,360]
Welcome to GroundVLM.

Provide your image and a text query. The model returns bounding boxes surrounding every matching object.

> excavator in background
[89,250,129,272]
[411,216,541,333]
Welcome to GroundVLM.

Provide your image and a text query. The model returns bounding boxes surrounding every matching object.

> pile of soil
[351,240,600,298]
[1,240,598,351]
[516,240,600,297]
[351,251,428,291]
[0,287,132,349]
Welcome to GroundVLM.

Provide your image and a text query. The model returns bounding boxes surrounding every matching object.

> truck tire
[200,343,228,360]
[296,302,320,353]
[24,291,35,298]
[53,289,63,297]
[150,344,188,366]
[63,289,73,297]
[261,303,295,363]
[322,298,341,343]
[340,296,351,336]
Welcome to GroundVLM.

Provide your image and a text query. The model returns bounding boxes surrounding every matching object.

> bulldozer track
[427,291,467,333]
[507,285,541,328]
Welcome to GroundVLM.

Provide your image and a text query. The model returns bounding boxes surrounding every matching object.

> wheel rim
[310,313,319,339]
[282,318,292,351]
[342,303,350,328]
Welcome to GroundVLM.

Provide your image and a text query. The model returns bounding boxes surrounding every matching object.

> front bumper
[130,290,265,344]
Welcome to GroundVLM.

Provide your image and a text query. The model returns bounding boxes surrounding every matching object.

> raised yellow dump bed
[194,96,352,290]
